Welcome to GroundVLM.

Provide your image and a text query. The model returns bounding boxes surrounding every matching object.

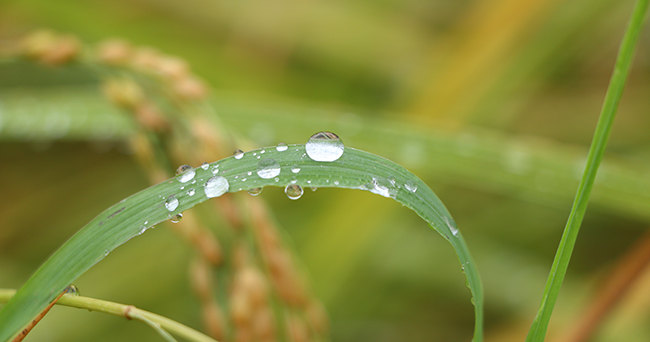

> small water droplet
[205,176,229,198]
[334,180,340,186]
[257,159,281,179]
[260,150,265,154]
[171,213,183,223]
[247,188,263,196]
[274,177,279,182]
[310,187,317,191]
[247,171,252,176]
[201,162,210,170]
[367,177,397,198]
[285,184,304,200]
[212,165,220,174]
[187,188,196,196]
[65,285,80,296]
[305,131,344,162]
[404,180,417,193]
[276,143,288,152]
[165,196,179,211]
[233,149,244,159]
[291,166,301,173]
[444,217,459,237]
[176,165,196,183]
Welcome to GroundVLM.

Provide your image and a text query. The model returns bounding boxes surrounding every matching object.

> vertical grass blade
[525,1,649,341]
[0,145,483,342]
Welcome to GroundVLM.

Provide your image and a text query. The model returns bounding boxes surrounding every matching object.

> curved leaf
[0,144,483,342]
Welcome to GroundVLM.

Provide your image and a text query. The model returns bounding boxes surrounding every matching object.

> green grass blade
[0,144,483,342]
[526,1,649,341]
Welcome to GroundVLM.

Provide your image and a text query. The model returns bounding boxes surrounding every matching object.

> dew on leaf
[257,159,281,179]
[444,217,459,237]
[165,195,179,211]
[276,142,288,152]
[176,165,196,183]
[247,188,263,196]
[205,176,229,198]
[187,188,196,196]
[233,149,244,159]
[404,180,418,193]
[171,213,183,223]
[305,131,344,162]
[201,162,210,170]
[285,184,304,200]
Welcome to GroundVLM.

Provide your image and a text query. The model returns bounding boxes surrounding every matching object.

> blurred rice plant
[1,0,650,341]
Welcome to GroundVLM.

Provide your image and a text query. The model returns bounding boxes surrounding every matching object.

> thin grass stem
[0,289,218,342]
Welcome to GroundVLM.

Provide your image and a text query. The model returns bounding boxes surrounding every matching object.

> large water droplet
[247,188,263,196]
[205,176,229,198]
[276,143,288,152]
[305,132,344,162]
[257,159,281,179]
[404,180,417,193]
[165,195,179,211]
[285,184,304,200]
[171,213,183,223]
[176,165,196,183]
[233,149,244,159]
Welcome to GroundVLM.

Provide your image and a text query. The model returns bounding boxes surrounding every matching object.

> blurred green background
[2,0,650,341]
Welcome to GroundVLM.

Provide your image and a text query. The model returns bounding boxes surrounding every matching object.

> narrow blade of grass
[525,1,649,341]
[0,144,483,342]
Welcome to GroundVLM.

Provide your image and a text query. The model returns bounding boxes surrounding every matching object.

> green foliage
[0,144,483,342]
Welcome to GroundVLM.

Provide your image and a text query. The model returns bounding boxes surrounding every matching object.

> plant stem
[525,1,649,341]
[0,289,218,342]
[11,289,67,342]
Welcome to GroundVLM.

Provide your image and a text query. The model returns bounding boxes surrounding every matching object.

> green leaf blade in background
[0,144,483,342]
[525,0,650,341]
